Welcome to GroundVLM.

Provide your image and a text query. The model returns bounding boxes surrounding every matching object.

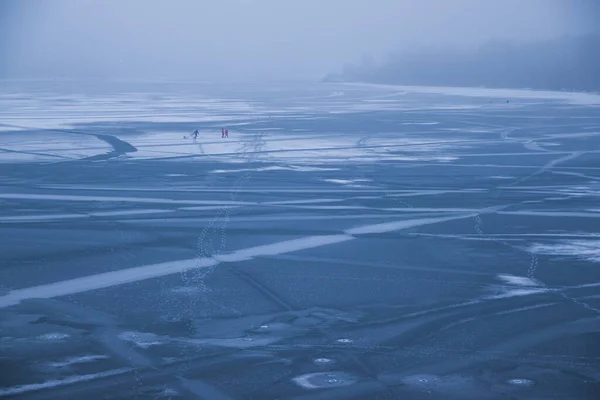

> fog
[0,0,597,81]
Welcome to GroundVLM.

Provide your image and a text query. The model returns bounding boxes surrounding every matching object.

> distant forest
[326,35,600,92]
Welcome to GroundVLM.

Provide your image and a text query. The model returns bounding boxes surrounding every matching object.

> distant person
[224,129,229,138]
[192,129,199,139]
[221,128,225,138]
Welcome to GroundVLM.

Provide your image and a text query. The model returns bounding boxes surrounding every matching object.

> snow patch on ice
[346,82,600,106]
[211,166,288,173]
[47,355,108,368]
[529,240,600,262]
[497,274,539,287]
[159,388,180,396]
[262,198,342,205]
[0,214,86,223]
[117,331,164,348]
[215,235,353,262]
[293,372,357,390]
[346,214,472,235]
[291,165,341,172]
[0,209,175,223]
[507,378,535,387]
[0,368,131,397]
[313,357,335,365]
[488,288,549,299]
[180,206,240,211]
[211,164,340,174]
[323,178,372,185]
[0,216,472,308]
[0,193,250,206]
[37,332,70,341]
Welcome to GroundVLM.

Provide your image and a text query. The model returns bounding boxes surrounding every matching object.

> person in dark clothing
[192,129,199,139]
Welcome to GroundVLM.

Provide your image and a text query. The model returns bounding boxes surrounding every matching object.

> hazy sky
[1,0,597,80]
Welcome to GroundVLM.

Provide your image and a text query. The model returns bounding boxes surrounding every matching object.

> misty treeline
[328,35,600,92]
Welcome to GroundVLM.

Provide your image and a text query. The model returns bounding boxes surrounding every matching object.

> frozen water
[292,372,357,390]
[47,355,109,369]
[313,357,335,365]
[529,240,600,262]
[1,80,599,399]
[507,378,535,387]
[36,332,71,341]
[0,369,131,397]
[117,331,164,349]
[497,274,540,287]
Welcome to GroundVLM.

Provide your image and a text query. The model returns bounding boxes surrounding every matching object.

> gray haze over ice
[1,0,597,81]
[2,2,600,399]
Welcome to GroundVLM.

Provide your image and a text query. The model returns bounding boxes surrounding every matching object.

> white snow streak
[0,214,470,308]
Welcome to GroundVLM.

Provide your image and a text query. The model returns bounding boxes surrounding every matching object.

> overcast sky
[1,0,597,80]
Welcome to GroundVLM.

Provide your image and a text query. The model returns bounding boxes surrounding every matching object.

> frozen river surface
[1,80,599,399]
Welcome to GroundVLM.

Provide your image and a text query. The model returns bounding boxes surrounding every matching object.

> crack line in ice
[0,368,132,397]
[0,193,251,206]
[47,355,109,368]
[0,209,175,223]
[474,183,600,315]
[0,214,471,308]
